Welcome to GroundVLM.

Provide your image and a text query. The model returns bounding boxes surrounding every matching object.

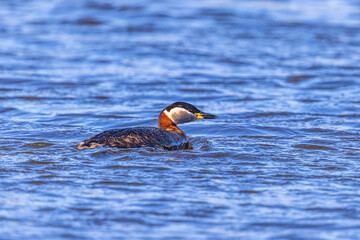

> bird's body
[76,102,218,150]
[76,127,189,149]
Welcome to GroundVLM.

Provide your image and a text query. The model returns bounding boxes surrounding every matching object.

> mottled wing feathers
[77,127,187,149]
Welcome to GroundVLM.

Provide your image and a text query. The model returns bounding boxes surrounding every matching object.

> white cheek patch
[165,108,196,124]
[164,109,176,123]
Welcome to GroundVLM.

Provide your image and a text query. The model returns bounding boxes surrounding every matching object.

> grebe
[76,102,218,150]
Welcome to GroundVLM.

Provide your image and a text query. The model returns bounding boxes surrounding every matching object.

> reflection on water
[1,0,360,239]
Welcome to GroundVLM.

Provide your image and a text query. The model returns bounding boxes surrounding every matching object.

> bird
[76,102,218,150]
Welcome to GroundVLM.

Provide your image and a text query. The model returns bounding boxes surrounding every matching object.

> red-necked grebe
[76,102,218,150]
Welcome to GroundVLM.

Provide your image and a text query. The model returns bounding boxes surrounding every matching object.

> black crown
[165,102,201,113]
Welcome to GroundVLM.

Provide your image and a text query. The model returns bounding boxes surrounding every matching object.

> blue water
[1,0,360,239]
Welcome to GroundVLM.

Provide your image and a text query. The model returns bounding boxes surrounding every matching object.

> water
[1,0,360,239]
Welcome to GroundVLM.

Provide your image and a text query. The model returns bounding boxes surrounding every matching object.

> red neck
[158,111,186,138]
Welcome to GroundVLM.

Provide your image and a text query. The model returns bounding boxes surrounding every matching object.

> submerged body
[76,102,218,150]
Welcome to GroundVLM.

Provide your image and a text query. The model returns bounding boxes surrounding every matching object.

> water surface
[1,0,360,239]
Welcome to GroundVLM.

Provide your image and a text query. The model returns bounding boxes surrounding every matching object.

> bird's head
[162,102,218,125]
